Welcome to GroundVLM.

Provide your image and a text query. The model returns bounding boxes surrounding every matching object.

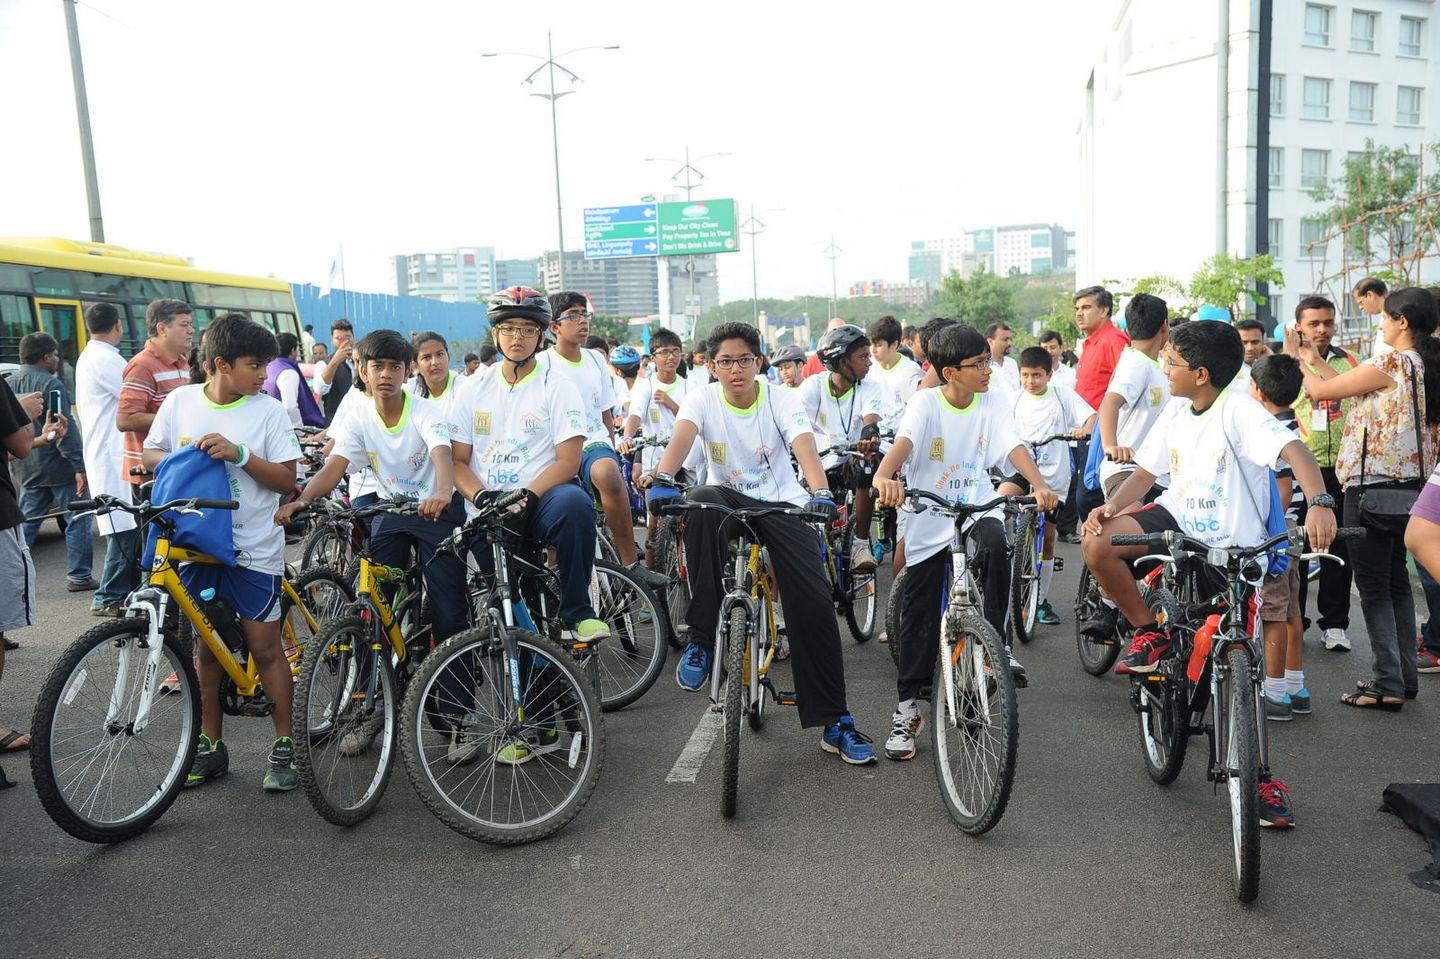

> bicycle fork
[113,588,171,735]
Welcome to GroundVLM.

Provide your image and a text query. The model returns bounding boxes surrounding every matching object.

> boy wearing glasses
[541,292,667,592]
[644,322,878,765]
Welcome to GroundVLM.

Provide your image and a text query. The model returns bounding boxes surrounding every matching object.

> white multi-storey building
[909,225,1071,284]
[1079,0,1438,335]
[392,247,497,303]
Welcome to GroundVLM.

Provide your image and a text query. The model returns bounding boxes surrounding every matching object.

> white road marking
[665,707,723,783]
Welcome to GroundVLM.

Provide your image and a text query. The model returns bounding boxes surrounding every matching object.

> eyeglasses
[713,355,757,370]
[652,348,682,358]
[557,310,593,322]
[494,324,541,340]
[948,360,991,372]
[1160,354,1195,373]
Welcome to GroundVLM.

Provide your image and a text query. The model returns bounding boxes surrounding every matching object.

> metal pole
[1255,0,1274,330]
[822,234,842,319]
[63,0,104,243]
[548,30,566,290]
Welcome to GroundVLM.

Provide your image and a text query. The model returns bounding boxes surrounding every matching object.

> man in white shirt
[75,304,138,616]
[1354,275,1389,357]
[985,322,1021,394]
[1038,330,1077,391]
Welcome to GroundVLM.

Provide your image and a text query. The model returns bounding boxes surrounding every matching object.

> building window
[1269,147,1284,188]
[1350,10,1377,52]
[1269,219,1283,258]
[1269,295,1282,321]
[1300,218,1328,256]
[1398,85,1423,125]
[1349,81,1376,122]
[1400,16,1425,57]
[1305,4,1332,46]
[1301,149,1330,189]
[1303,77,1332,119]
[1271,74,1285,116]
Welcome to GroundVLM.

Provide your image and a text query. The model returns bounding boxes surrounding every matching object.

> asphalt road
[2,527,1438,959]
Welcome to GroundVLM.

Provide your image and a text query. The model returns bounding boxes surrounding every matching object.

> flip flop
[0,728,30,752]
[1341,681,1404,712]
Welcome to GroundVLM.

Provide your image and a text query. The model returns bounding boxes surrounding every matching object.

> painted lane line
[665,707,723,783]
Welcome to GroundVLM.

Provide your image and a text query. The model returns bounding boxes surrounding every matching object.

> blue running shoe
[1290,687,1312,714]
[821,714,877,765]
[675,643,711,691]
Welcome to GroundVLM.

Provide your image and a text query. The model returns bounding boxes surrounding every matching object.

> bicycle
[817,441,881,644]
[894,489,1025,834]
[625,434,690,648]
[657,490,833,818]
[1006,433,1078,646]
[400,489,604,845]
[291,496,440,825]
[30,494,349,843]
[1108,525,1361,903]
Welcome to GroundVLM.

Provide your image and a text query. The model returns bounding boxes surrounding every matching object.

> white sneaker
[1322,628,1351,652]
[338,714,384,757]
[775,635,791,661]
[884,700,924,761]
[158,671,180,695]
[1008,652,1029,688]
[445,714,484,766]
[850,540,878,574]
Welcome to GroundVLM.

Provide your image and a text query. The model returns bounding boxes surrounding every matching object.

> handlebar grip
[1336,526,1367,540]
[71,500,96,511]
[194,499,240,511]
[1110,533,1162,547]
[654,501,686,516]
[494,489,527,511]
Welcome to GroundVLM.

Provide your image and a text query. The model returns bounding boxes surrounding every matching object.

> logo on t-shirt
[649,407,660,424]
[178,435,193,448]
[520,412,542,434]
[708,441,727,464]
[473,412,491,436]
[367,452,380,474]
[407,449,427,472]
[1149,387,1163,407]
[929,438,945,462]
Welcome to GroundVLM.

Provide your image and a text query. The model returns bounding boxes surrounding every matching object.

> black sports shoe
[1080,603,1120,639]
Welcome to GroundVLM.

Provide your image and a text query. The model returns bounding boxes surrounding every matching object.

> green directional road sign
[657,198,739,256]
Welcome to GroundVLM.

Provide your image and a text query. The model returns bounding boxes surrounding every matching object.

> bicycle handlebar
[653,498,830,524]
[1110,526,1366,557]
[903,488,1033,518]
[71,494,238,515]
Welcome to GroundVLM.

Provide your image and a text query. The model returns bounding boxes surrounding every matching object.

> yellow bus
[0,237,301,394]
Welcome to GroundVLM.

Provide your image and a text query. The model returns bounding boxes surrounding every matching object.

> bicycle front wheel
[1135,589,1189,784]
[1074,565,1120,676]
[886,565,907,668]
[1217,644,1261,903]
[300,519,354,573]
[30,620,200,843]
[650,518,689,649]
[721,604,748,819]
[931,607,1018,835]
[589,560,669,711]
[294,614,398,826]
[401,625,604,845]
[1009,513,1041,645]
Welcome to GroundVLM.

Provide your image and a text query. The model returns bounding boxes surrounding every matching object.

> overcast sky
[1,0,1108,304]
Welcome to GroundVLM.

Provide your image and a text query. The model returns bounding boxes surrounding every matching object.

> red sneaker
[1117,627,1173,673]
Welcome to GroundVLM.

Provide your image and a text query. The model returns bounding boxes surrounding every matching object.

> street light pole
[62,0,104,243]
[740,205,782,327]
[645,147,730,336]
[822,234,842,320]
[482,35,620,292]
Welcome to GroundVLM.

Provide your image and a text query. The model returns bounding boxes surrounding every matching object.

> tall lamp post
[644,147,730,335]
[740,205,783,326]
[482,33,619,290]
[822,234,843,320]
[62,0,104,242]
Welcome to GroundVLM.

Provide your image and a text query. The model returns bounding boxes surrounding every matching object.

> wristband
[234,444,250,468]
[812,489,834,500]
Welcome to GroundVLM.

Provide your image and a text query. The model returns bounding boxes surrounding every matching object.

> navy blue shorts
[580,443,624,496]
[180,564,284,623]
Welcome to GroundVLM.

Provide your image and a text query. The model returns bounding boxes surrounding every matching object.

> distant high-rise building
[494,257,542,291]
[663,254,720,322]
[847,279,934,308]
[541,251,660,317]
[392,247,496,302]
[910,226,1070,282]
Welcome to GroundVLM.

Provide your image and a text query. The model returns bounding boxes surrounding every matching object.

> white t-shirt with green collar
[333,392,453,501]
[675,380,814,506]
[454,362,587,491]
[628,373,705,474]
[538,348,615,447]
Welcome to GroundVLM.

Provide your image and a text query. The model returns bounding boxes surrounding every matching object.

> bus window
[276,312,300,340]
[121,303,148,354]
[35,300,80,396]
[250,311,276,333]
[31,269,77,297]
[1,294,34,364]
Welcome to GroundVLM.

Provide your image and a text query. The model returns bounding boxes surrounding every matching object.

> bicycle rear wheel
[838,524,876,644]
[31,620,199,843]
[294,614,398,826]
[401,624,603,845]
[589,560,669,711]
[1009,513,1041,645]
[931,607,1018,835]
[300,519,354,573]
[721,604,748,819]
[1074,565,1120,676]
[1134,589,1189,784]
[1217,644,1262,903]
[280,566,354,671]
[649,518,689,649]
[886,565,907,668]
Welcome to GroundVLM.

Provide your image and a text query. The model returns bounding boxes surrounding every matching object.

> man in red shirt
[117,299,194,486]
[1068,286,1130,536]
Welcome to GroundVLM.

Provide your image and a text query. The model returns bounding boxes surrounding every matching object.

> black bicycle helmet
[487,285,552,328]
[816,323,869,372]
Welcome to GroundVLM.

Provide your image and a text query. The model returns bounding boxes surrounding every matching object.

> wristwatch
[1309,492,1337,510]
[812,489,835,501]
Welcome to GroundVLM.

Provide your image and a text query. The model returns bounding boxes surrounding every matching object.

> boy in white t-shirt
[1097,293,1172,501]
[873,323,1058,761]
[772,344,809,390]
[141,314,302,792]
[866,315,925,439]
[999,346,1095,625]
[644,322,878,766]
[796,324,884,573]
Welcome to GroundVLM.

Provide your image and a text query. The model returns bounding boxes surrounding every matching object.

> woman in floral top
[1294,287,1440,709]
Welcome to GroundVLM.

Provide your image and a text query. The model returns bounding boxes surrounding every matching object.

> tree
[1186,253,1284,320]
[933,265,1019,332]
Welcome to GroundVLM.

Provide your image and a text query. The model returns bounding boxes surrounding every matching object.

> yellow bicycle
[30,494,350,843]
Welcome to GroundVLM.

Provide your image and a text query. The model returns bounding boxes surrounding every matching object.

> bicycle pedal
[773,689,797,706]
[1053,557,1065,572]
[237,697,276,719]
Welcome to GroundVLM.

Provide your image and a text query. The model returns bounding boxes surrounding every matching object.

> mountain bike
[626,435,690,649]
[30,494,349,843]
[1108,525,1361,903]
[817,441,880,644]
[898,489,1025,835]
[1007,433,1078,646]
[400,489,604,845]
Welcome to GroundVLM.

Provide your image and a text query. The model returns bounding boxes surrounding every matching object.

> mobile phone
[46,388,62,417]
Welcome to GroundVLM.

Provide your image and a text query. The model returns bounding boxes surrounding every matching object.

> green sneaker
[1036,600,1061,626]
[184,734,228,788]
[262,736,300,792]
[569,618,611,644]
[497,728,562,766]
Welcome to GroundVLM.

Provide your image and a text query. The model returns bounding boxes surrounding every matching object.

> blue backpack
[141,444,237,569]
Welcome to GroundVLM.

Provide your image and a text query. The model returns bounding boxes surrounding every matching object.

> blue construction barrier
[291,284,491,355]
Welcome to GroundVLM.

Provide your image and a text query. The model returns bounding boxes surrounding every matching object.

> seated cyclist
[796,323,884,573]
[644,321,878,765]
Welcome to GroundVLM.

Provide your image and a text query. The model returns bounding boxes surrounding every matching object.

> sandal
[0,727,30,752]
[1341,681,1404,712]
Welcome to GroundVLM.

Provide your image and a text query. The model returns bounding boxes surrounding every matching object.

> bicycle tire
[749,589,774,732]
[1218,644,1262,904]
[400,625,604,845]
[886,565,907,668]
[721,604,747,819]
[1134,589,1189,785]
[931,607,1018,835]
[590,559,669,711]
[837,522,876,644]
[300,519,353,572]
[279,566,354,668]
[1074,565,1120,676]
[294,614,399,826]
[1009,512,1041,645]
[31,620,200,843]
[650,518,689,649]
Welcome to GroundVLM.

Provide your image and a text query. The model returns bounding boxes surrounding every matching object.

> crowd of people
[1,276,1438,809]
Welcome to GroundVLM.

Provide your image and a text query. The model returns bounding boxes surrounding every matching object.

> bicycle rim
[281,568,353,669]
[721,605,747,819]
[1221,645,1261,903]
[402,627,603,844]
[32,622,197,842]
[589,561,669,711]
[932,609,1018,835]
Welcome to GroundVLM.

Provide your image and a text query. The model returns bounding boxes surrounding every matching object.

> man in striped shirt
[117,299,193,486]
